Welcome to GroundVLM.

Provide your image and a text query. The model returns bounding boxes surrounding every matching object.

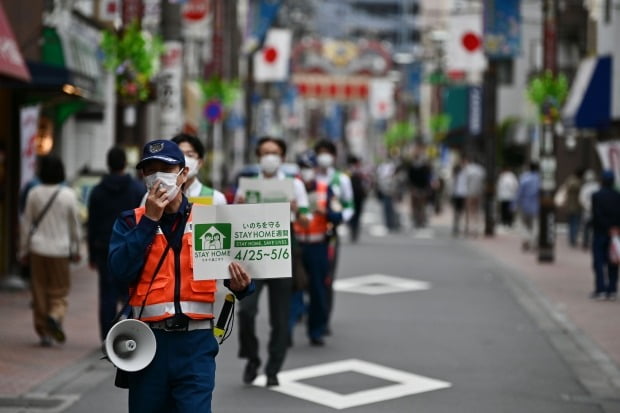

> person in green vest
[314,139,354,334]
[171,134,227,205]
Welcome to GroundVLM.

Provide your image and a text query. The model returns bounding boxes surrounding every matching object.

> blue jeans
[300,242,329,340]
[592,232,619,295]
[128,328,218,413]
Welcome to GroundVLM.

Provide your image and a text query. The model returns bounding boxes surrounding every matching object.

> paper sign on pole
[238,177,294,203]
[192,203,292,279]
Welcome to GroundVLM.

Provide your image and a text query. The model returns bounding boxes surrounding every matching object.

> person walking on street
[463,158,486,237]
[171,133,227,205]
[406,144,432,229]
[314,139,354,332]
[236,136,310,387]
[19,155,82,347]
[451,161,467,237]
[516,162,541,251]
[589,170,620,301]
[291,150,342,347]
[496,166,518,228]
[579,169,600,250]
[346,154,369,242]
[376,158,400,232]
[563,169,584,248]
[108,139,254,413]
[88,147,145,341]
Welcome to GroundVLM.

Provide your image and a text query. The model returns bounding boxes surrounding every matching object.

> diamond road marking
[334,274,431,295]
[254,359,451,409]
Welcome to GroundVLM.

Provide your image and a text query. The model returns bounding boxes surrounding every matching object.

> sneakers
[266,375,279,387]
[39,336,53,347]
[607,293,617,301]
[590,292,607,301]
[243,359,260,384]
[310,337,325,347]
[46,316,66,343]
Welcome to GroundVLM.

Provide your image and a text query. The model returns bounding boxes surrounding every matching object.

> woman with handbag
[19,155,82,347]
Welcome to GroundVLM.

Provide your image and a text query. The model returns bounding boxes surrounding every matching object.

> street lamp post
[537,0,559,262]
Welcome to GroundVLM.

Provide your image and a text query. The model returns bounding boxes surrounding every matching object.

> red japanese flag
[253,29,292,82]
[446,14,487,73]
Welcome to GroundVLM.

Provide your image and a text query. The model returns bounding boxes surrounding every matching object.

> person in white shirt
[463,159,486,237]
[496,167,519,227]
[235,136,310,387]
[19,155,81,347]
[171,134,227,205]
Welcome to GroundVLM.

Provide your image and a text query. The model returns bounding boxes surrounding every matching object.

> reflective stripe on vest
[130,207,217,322]
[294,180,329,242]
[132,301,214,320]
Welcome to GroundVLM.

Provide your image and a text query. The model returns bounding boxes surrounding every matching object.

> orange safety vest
[294,180,330,243]
[129,207,216,322]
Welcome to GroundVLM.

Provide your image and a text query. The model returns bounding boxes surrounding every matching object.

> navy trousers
[128,329,218,413]
[592,231,619,295]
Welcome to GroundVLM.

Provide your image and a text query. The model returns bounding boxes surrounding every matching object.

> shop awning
[563,55,612,129]
[0,2,31,82]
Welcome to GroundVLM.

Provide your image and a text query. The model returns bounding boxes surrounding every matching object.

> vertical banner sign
[596,141,620,186]
[369,79,395,120]
[192,203,292,279]
[158,41,184,139]
[468,86,482,136]
[483,0,521,59]
[20,105,40,191]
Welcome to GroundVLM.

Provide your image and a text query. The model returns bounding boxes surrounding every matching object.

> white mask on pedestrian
[260,154,282,175]
[317,153,334,168]
[300,168,315,182]
[144,169,183,201]
[185,156,199,178]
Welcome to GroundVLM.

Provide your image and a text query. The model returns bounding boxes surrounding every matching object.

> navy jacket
[87,173,146,263]
[591,186,620,234]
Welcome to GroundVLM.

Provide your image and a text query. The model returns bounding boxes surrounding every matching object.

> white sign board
[192,203,292,279]
[20,105,40,191]
[238,177,294,203]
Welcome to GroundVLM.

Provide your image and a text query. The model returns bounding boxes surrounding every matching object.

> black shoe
[46,316,65,343]
[310,337,325,347]
[266,375,279,387]
[243,360,260,384]
[287,334,293,348]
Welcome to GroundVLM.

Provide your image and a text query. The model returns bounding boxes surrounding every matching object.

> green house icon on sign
[195,223,231,250]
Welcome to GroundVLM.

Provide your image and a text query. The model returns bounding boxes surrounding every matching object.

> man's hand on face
[145,179,170,222]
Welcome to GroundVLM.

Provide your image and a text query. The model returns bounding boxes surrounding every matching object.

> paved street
[2,200,620,412]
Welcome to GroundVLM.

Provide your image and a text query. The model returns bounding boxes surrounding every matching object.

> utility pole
[482,60,497,236]
[538,0,558,262]
[158,0,183,139]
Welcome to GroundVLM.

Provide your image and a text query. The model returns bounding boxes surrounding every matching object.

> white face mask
[300,168,315,182]
[260,154,282,175]
[185,156,199,178]
[144,169,183,201]
[317,153,334,168]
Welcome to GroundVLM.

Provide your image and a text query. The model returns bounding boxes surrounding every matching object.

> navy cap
[602,170,615,183]
[136,139,185,169]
